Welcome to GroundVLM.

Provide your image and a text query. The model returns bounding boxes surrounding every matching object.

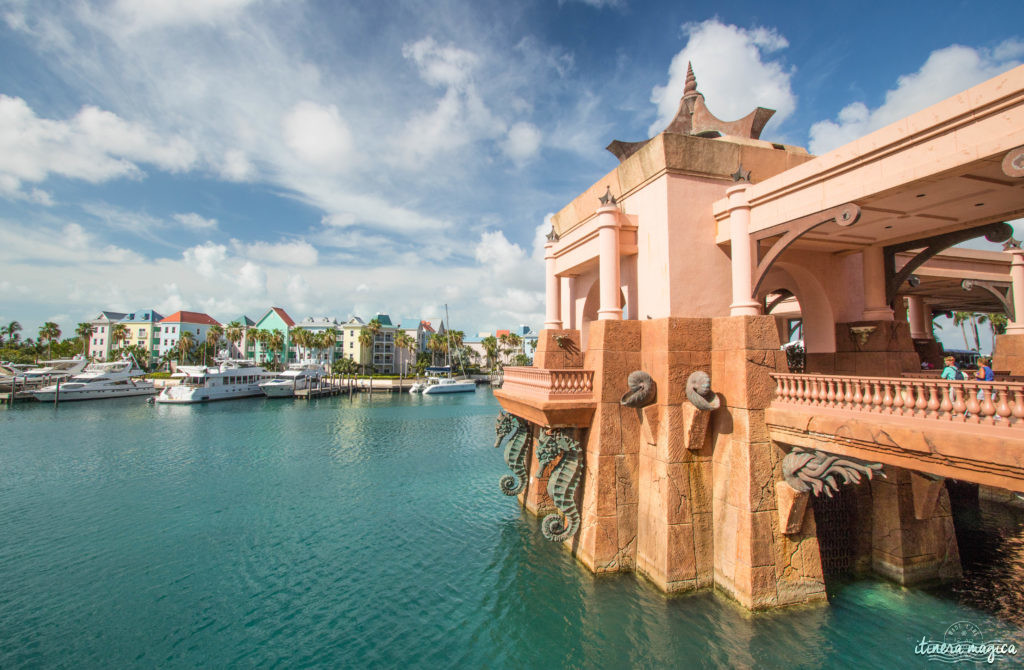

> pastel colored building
[250,307,295,366]
[87,310,127,361]
[119,310,165,365]
[494,64,1024,611]
[294,316,343,364]
[225,315,256,358]
[157,311,222,359]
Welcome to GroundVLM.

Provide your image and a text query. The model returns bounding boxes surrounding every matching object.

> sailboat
[422,305,476,395]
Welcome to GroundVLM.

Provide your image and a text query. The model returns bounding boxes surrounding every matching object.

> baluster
[891,380,905,415]
[881,381,893,414]
[926,383,940,418]
[809,377,820,406]
[938,381,953,418]
[1012,388,1024,425]
[825,379,836,407]
[951,384,967,421]
[914,381,928,416]
[852,378,864,410]
[996,384,1012,422]
[965,382,981,424]
[980,385,997,425]
[870,381,883,413]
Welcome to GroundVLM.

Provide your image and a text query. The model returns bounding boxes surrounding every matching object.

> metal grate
[812,486,858,577]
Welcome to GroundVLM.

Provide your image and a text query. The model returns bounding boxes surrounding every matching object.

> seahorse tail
[541,507,579,542]
[499,474,524,496]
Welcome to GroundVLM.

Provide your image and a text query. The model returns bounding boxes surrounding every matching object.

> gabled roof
[231,315,256,327]
[420,320,435,333]
[255,306,296,328]
[342,316,365,327]
[159,311,221,326]
[373,313,393,327]
[92,311,127,323]
[121,310,165,324]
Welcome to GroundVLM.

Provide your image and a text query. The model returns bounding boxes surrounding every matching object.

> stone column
[861,246,894,320]
[726,185,761,316]
[596,204,622,321]
[1008,248,1024,334]
[907,295,928,339]
[561,275,577,330]
[544,241,563,330]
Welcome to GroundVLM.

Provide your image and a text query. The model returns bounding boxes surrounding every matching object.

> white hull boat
[421,377,476,394]
[259,363,325,398]
[22,357,89,383]
[33,356,155,402]
[156,360,274,404]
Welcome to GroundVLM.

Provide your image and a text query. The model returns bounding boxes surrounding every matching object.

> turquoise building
[250,307,295,367]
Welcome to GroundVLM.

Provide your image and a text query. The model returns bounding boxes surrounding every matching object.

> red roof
[270,307,295,327]
[497,329,510,337]
[420,320,435,333]
[159,311,221,326]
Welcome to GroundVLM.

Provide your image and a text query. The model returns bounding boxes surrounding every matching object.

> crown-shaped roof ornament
[598,185,618,206]
[606,62,776,163]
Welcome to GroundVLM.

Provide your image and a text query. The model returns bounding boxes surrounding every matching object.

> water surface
[1,391,1021,668]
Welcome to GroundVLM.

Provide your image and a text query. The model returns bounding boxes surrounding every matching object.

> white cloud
[808,41,1024,155]
[0,95,197,199]
[174,212,218,230]
[282,101,353,171]
[183,242,228,278]
[112,0,259,31]
[402,37,478,90]
[649,19,796,136]
[232,239,319,266]
[502,122,542,164]
[219,149,254,181]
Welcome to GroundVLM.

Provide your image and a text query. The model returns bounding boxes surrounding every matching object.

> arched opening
[758,262,837,358]
[580,278,628,351]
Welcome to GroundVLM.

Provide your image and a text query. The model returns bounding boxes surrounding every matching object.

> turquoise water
[1,391,1021,668]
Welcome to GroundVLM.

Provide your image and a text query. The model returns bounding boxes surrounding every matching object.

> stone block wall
[993,333,1024,375]
[805,320,920,376]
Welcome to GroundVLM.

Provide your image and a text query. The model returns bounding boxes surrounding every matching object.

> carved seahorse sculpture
[782,447,885,497]
[685,370,720,410]
[494,412,530,496]
[535,428,584,542]
[620,370,656,408]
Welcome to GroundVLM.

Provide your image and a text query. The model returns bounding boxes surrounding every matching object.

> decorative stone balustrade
[770,373,1024,427]
[501,367,594,399]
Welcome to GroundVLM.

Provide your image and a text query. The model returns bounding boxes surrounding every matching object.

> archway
[580,277,628,350]
[758,262,837,356]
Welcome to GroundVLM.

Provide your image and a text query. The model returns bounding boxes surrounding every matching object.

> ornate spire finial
[598,185,617,206]
[683,61,698,97]
[545,227,560,243]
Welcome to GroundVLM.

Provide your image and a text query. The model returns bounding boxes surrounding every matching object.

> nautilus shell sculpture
[685,371,720,411]
[620,370,656,408]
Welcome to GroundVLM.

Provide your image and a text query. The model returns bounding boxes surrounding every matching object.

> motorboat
[421,376,476,394]
[408,380,426,393]
[21,357,89,382]
[259,363,325,398]
[155,360,274,404]
[32,356,155,402]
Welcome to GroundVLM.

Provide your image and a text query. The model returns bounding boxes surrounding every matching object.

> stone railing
[771,373,1024,427]
[501,367,594,400]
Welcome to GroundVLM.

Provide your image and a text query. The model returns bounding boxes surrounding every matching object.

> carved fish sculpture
[620,370,656,408]
[685,370,720,410]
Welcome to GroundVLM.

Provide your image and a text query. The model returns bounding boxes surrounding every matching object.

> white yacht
[155,360,274,404]
[21,357,89,382]
[259,363,326,398]
[421,376,476,394]
[33,357,155,402]
[408,379,426,394]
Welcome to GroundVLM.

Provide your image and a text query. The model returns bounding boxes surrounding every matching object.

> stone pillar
[544,241,563,330]
[711,316,826,609]
[596,205,622,321]
[1008,248,1024,334]
[870,466,961,585]
[907,295,928,339]
[726,185,761,316]
[861,246,894,320]
[560,276,576,330]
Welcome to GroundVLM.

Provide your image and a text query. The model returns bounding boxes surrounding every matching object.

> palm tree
[290,328,310,362]
[952,311,974,350]
[177,331,196,365]
[5,320,22,344]
[481,335,499,371]
[110,323,128,353]
[427,332,447,366]
[249,328,269,363]
[358,326,374,374]
[319,328,338,364]
[75,322,94,354]
[205,324,224,364]
[267,331,285,370]
[394,331,418,376]
[990,313,1009,337]
[225,321,243,357]
[38,321,62,359]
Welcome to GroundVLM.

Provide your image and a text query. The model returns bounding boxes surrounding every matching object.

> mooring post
[54,378,60,407]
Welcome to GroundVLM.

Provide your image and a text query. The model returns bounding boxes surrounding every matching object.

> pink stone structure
[495,64,1024,610]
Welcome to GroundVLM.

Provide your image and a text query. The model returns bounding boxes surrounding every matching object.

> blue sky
[0,0,1021,347]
